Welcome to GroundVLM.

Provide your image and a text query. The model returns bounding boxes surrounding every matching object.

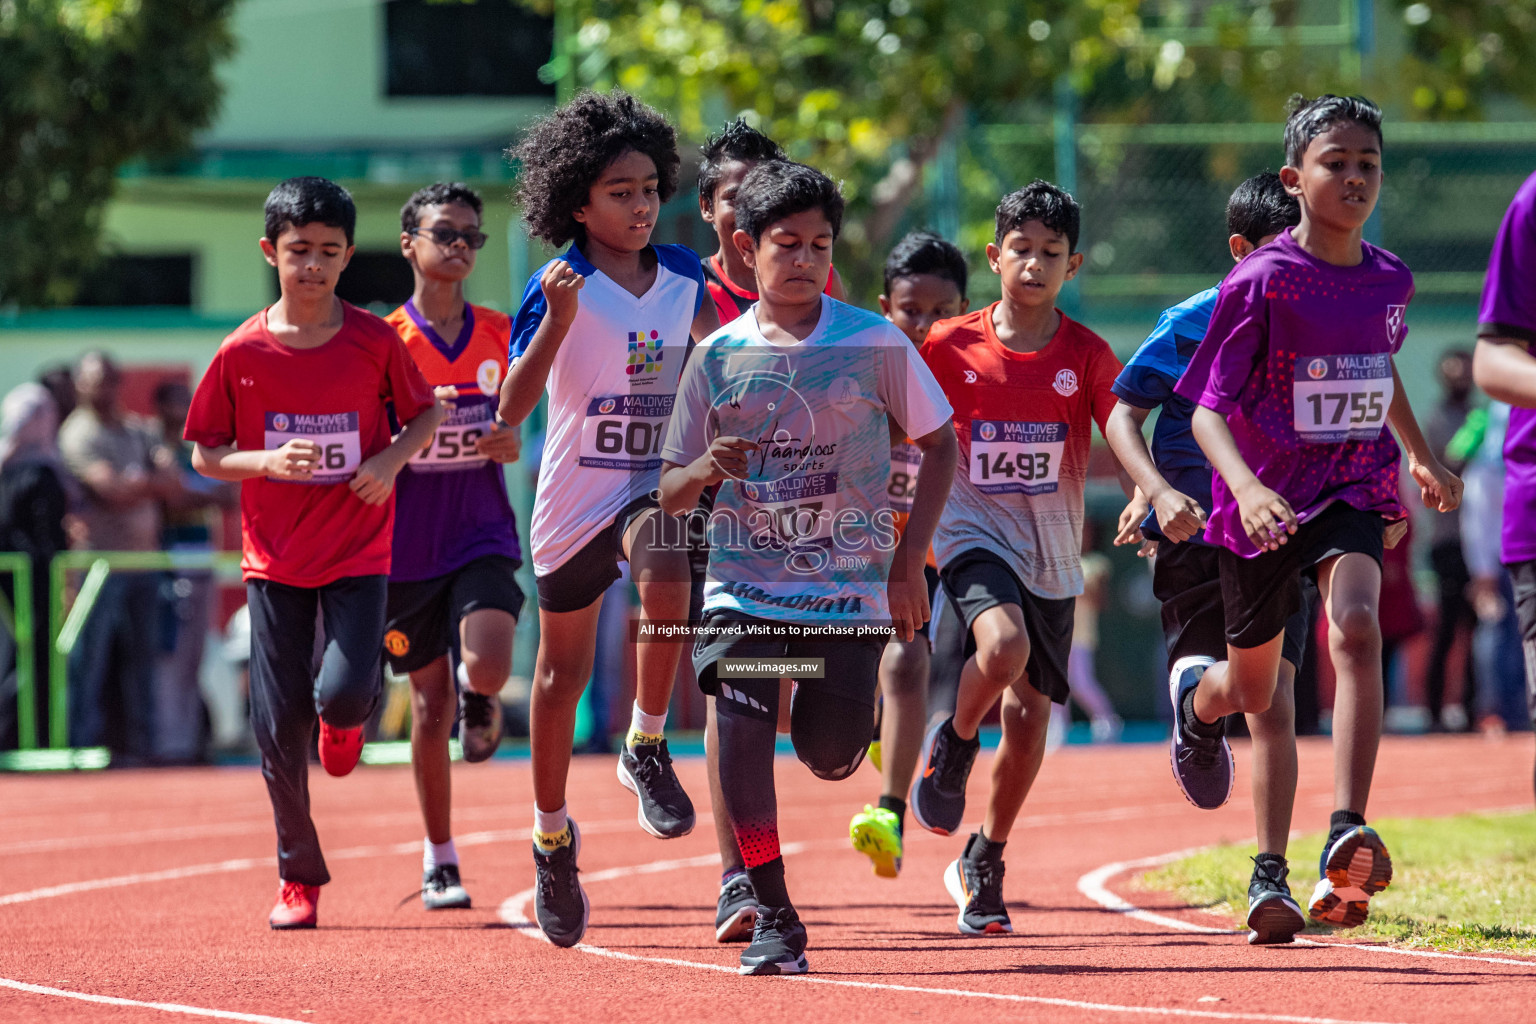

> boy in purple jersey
[1171,95,1462,932]
[1470,167,1536,803]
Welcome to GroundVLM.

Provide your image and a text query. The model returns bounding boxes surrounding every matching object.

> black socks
[878,795,906,835]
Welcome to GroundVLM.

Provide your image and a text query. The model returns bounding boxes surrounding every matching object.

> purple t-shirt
[1476,169,1536,565]
[1174,228,1409,557]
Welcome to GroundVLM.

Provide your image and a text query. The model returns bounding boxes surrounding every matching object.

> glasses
[408,225,489,250]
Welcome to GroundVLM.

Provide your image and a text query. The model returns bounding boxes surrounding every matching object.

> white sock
[629,702,667,742]
[456,660,470,691]
[423,838,457,871]
[534,803,568,838]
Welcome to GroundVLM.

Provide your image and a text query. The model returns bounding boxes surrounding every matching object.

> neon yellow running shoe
[849,805,903,878]
[867,739,883,772]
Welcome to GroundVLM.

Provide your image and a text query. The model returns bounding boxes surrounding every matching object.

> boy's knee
[1330,603,1381,658]
[976,634,1029,686]
[317,679,377,729]
[792,729,867,781]
[461,651,511,694]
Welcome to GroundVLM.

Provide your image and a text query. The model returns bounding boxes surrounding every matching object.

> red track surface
[2,734,1534,1024]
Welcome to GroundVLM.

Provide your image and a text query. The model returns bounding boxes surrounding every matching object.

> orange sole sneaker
[319,721,364,777]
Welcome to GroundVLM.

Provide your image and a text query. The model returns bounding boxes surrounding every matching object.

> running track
[2,734,1533,1023]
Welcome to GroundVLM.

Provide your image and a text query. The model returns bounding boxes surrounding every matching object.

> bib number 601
[594,418,663,457]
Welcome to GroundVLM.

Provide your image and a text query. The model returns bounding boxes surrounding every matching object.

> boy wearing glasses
[383,183,527,910]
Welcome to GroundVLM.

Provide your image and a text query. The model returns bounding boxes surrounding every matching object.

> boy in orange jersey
[384,183,527,910]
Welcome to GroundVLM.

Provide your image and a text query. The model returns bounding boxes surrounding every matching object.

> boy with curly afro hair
[499,89,721,949]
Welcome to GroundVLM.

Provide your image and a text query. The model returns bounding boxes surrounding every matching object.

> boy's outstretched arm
[1105,400,1206,544]
[888,422,957,643]
[1474,336,1536,408]
[658,437,761,517]
[499,260,584,427]
[1191,405,1296,552]
[1386,359,1463,513]
[350,402,445,505]
[193,441,318,483]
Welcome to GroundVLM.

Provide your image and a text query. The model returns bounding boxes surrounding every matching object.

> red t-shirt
[184,303,435,587]
[701,252,838,326]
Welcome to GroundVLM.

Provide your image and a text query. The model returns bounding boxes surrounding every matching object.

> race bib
[264,411,360,485]
[888,441,922,513]
[739,472,840,550]
[969,420,1066,496]
[1292,353,1393,443]
[578,394,673,472]
[412,397,494,472]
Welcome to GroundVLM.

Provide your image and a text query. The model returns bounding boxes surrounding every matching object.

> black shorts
[1220,501,1384,650]
[385,555,525,674]
[1509,559,1536,725]
[685,488,716,626]
[912,563,942,640]
[535,494,688,614]
[691,610,884,709]
[938,548,1074,704]
[1155,541,1313,672]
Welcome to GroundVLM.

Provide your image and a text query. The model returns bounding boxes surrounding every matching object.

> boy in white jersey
[660,161,957,974]
[499,91,721,948]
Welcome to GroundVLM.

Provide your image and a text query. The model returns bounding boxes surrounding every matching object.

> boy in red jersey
[384,183,526,910]
[910,181,1123,936]
[186,177,440,929]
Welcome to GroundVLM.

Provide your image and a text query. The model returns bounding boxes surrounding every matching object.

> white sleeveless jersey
[509,243,706,575]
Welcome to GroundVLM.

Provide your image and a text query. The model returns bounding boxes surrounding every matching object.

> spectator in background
[36,364,78,428]
[58,351,177,763]
[1424,349,1477,731]
[153,380,236,764]
[0,384,71,749]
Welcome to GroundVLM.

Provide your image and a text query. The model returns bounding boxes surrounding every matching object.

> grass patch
[1137,812,1536,954]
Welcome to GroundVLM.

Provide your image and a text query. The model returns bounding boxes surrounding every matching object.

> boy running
[849,231,969,879]
[909,180,1124,937]
[660,160,957,974]
[385,182,526,910]
[1470,167,1536,802]
[1107,172,1321,943]
[185,177,441,929]
[499,91,720,948]
[1171,96,1460,931]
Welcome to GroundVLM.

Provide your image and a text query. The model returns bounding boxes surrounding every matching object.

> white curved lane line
[1078,848,1536,968]
[0,978,309,1024]
[498,844,1411,1024]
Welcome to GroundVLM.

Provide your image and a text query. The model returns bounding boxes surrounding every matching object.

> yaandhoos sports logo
[626,330,664,385]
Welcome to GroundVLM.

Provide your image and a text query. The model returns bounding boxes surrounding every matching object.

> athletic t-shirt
[1112,286,1218,545]
[920,305,1121,600]
[661,295,952,624]
[184,303,435,587]
[1476,170,1536,564]
[385,300,522,581]
[1174,228,1410,558]
[509,243,707,576]
[701,252,838,326]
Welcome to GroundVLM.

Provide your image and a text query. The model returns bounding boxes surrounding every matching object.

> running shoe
[318,721,364,777]
[849,804,903,878]
[421,863,471,910]
[1167,656,1232,810]
[617,738,696,839]
[268,881,319,930]
[1246,854,1304,945]
[715,872,757,943]
[533,820,588,947]
[738,905,808,975]
[908,718,980,836]
[943,832,1012,935]
[1308,826,1392,928]
[458,690,503,763]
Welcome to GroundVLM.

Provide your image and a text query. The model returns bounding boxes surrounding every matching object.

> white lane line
[0,978,309,1023]
[497,846,1410,1024]
[1079,847,1536,969]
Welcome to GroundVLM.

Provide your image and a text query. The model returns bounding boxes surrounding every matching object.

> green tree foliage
[1390,0,1536,116]
[0,0,235,307]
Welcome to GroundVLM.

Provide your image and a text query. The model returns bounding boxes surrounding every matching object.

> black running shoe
[421,863,471,910]
[738,905,808,975]
[458,690,503,764]
[908,718,980,836]
[1246,854,1304,945]
[944,832,1012,935]
[1167,655,1234,810]
[532,820,588,948]
[1308,826,1392,928]
[617,739,696,839]
[715,872,757,943]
